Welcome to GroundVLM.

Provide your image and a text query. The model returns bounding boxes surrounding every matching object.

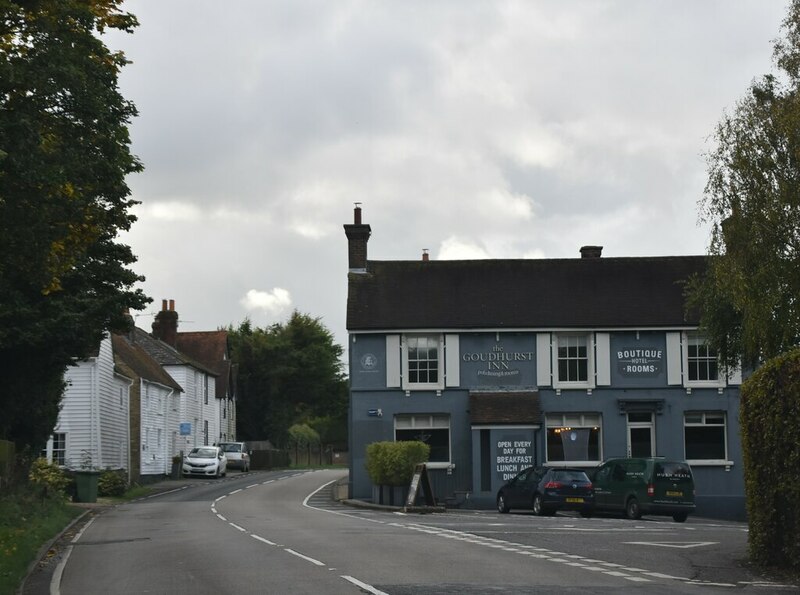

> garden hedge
[740,348,800,572]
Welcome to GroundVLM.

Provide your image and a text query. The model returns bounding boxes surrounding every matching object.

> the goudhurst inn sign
[462,345,534,380]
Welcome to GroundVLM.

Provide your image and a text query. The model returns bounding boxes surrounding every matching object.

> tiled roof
[131,327,218,376]
[346,256,706,331]
[470,391,541,425]
[111,334,183,392]
[176,331,233,399]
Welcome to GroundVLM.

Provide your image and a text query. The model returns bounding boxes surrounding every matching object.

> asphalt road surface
[25,469,797,594]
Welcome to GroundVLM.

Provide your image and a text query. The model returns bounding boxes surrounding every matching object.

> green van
[590,457,696,522]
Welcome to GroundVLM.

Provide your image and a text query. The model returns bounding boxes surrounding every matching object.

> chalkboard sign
[405,463,435,507]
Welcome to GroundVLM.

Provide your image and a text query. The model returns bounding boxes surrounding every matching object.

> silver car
[182,446,227,478]
[217,442,250,472]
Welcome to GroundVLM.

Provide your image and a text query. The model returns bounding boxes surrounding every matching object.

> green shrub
[27,458,70,499]
[97,469,128,497]
[740,348,800,573]
[365,441,430,486]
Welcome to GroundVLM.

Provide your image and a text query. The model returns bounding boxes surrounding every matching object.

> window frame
[52,432,66,466]
[401,334,445,391]
[552,333,595,390]
[544,412,602,466]
[684,411,731,465]
[394,413,451,468]
[684,331,723,388]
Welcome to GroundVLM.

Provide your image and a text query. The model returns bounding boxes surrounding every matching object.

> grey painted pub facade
[345,208,745,520]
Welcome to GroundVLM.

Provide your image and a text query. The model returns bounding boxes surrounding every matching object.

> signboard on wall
[179,422,191,436]
[495,438,534,481]
[616,348,664,377]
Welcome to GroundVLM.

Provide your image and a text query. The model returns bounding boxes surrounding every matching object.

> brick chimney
[343,204,371,273]
[580,245,603,258]
[152,299,178,346]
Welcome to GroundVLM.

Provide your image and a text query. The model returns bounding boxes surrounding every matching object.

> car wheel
[625,497,642,520]
[532,493,546,516]
[497,493,510,514]
[672,512,688,523]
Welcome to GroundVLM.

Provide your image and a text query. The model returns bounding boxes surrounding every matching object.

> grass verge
[0,487,82,595]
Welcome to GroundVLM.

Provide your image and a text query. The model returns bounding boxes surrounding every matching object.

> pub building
[345,207,745,519]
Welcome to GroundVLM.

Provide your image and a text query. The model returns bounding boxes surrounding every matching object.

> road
[36,469,795,594]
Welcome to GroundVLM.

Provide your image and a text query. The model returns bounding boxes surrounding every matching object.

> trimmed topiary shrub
[365,441,430,487]
[740,348,800,573]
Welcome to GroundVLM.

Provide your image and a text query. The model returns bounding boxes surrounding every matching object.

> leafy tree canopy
[229,312,348,447]
[0,1,149,454]
[689,0,800,368]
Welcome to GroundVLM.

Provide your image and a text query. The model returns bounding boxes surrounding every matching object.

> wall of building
[348,329,745,519]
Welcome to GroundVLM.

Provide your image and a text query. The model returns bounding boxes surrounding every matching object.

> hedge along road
[48,469,793,594]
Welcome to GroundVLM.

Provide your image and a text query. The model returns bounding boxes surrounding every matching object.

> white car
[217,441,250,472]
[182,446,227,478]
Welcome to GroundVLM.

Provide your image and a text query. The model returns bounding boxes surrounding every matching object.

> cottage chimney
[422,249,429,262]
[152,298,179,346]
[343,203,371,273]
[580,245,603,258]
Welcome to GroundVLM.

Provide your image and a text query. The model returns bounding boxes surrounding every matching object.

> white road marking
[229,488,242,495]
[229,522,246,532]
[251,534,278,546]
[285,548,325,566]
[245,483,259,489]
[216,514,227,521]
[624,541,718,549]
[341,575,390,595]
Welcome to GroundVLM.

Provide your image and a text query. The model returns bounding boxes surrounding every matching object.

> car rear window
[221,444,242,452]
[553,470,590,482]
[654,462,693,483]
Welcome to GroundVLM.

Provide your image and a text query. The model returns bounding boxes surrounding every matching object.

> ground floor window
[684,412,727,460]
[45,433,66,466]
[545,413,601,463]
[395,414,450,463]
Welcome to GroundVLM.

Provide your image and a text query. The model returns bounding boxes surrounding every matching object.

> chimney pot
[354,202,362,225]
[422,249,429,262]
[161,299,167,311]
[580,245,603,258]
[169,299,175,311]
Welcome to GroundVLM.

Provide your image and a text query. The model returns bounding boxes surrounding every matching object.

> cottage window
[684,412,728,462]
[52,433,66,466]
[395,414,450,464]
[545,413,602,464]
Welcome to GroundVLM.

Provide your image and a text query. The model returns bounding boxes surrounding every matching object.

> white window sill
[686,460,733,467]
[685,381,724,389]
[424,462,453,470]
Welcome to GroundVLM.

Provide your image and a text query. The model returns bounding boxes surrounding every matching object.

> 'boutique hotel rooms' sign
[616,348,664,377]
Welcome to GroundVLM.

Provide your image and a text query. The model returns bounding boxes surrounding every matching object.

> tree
[229,313,348,448]
[689,0,800,369]
[0,1,149,457]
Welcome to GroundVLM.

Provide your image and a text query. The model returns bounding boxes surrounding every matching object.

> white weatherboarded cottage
[44,335,131,471]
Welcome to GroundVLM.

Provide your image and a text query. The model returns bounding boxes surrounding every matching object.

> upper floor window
[551,333,595,390]
[402,334,444,390]
[687,332,718,382]
[557,335,588,382]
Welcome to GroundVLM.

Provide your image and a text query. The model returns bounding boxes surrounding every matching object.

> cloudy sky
[107,1,789,352]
